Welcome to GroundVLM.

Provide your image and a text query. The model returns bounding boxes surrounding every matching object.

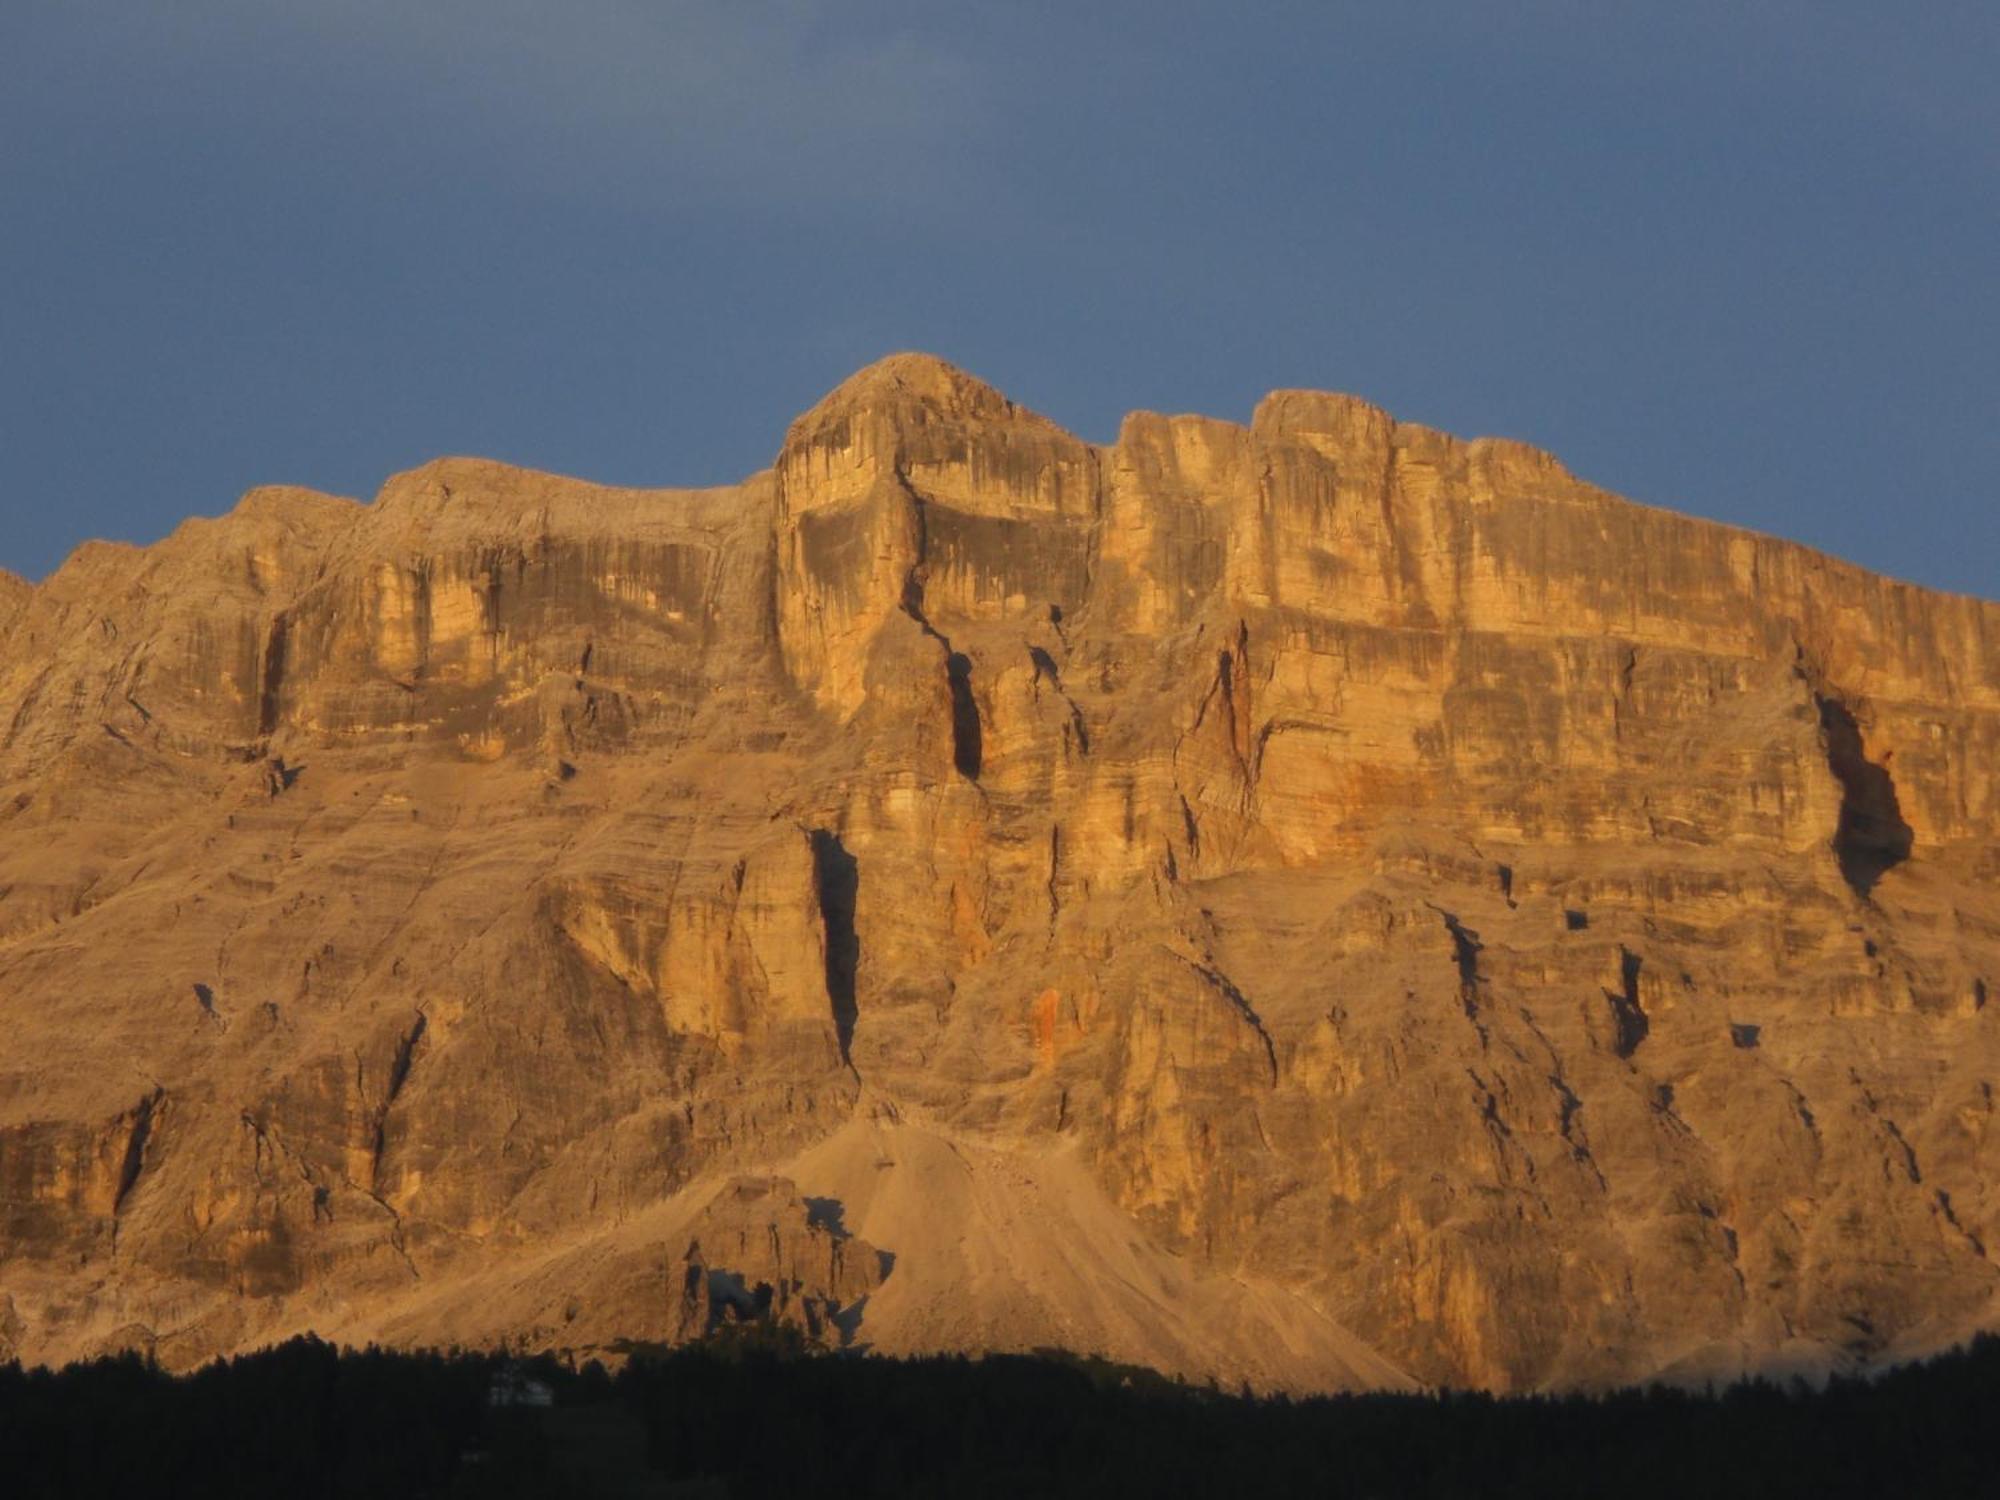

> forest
[3,1327,1995,1498]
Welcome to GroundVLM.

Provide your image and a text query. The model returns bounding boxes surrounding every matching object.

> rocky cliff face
[1,354,1995,1392]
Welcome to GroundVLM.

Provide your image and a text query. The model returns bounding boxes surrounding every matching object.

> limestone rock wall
[0,354,1994,1391]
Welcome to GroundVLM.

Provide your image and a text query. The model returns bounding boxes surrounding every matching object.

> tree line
[3,1324,1995,1497]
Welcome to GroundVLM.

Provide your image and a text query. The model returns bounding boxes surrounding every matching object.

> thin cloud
[17,0,1000,215]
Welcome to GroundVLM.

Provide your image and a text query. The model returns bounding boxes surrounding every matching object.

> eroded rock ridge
[1,353,1996,1392]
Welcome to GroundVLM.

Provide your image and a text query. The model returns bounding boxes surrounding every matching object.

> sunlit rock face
[1,353,1996,1393]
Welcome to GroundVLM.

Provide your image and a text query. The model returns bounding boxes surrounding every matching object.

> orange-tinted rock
[0,355,1995,1392]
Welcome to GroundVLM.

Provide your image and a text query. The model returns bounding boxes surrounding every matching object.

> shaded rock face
[1,354,1997,1393]
[667,1176,886,1348]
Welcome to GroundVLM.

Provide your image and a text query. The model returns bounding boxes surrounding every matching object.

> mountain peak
[814,352,1012,415]
[784,355,1050,457]
[776,353,1093,525]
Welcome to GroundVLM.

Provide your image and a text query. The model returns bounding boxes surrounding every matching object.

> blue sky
[4,1,1995,595]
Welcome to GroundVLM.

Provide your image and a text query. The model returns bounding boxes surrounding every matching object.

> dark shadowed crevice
[703,1268,774,1331]
[370,1012,428,1189]
[802,1196,851,1238]
[257,612,289,737]
[810,829,860,1064]
[386,1013,427,1100]
[1935,1188,1987,1259]
[1606,947,1648,1058]
[1212,647,1245,766]
[1430,906,1484,1027]
[898,560,983,783]
[1029,645,1091,757]
[478,555,506,638]
[1816,694,1913,898]
[410,561,435,670]
[830,1294,871,1346]
[114,1089,163,1217]
[1440,912,1481,993]
[1045,824,1061,931]
[945,653,982,779]
[1183,957,1277,1085]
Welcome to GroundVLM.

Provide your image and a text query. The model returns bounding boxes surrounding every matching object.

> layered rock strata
[0,354,1995,1392]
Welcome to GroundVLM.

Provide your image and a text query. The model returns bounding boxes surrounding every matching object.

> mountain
[0,354,1995,1392]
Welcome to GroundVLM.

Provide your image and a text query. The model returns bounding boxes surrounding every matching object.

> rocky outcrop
[0,354,1995,1393]
[666,1176,885,1347]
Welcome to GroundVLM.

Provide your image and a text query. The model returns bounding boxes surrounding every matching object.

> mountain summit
[0,358,1995,1392]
